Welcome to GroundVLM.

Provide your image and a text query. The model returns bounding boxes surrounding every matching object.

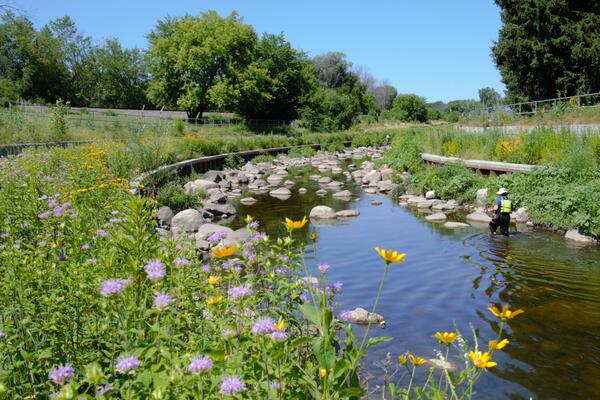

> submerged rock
[466,211,492,223]
[336,209,360,218]
[443,222,471,229]
[239,197,257,205]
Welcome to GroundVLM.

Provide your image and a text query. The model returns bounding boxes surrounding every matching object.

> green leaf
[366,336,393,349]
[338,387,364,397]
[299,303,320,326]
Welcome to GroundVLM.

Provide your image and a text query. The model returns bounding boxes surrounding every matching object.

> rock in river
[466,211,492,223]
[171,209,204,233]
[425,212,447,221]
[342,307,386,328]
[309,205,337,219]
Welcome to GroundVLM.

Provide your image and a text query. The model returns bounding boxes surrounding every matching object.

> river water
[224,166,600,399]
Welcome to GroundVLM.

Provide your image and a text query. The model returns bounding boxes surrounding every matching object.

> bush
[155,181,203,213]
[287,146,316,158]
[388,94,428,122]
[50,99,70,142]
[379,132,424,174]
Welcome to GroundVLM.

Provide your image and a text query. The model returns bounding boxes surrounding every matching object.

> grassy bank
[381,128,600,237]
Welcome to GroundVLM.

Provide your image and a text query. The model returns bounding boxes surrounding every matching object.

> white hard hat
[497,187,508,195]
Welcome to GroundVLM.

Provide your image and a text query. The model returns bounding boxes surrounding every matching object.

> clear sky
[18,0,505,103]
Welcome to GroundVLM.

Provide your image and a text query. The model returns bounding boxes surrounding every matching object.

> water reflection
[223,165,600,399]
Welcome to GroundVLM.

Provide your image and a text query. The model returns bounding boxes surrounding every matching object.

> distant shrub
[287,146,316,158]
[388,94,428,122]
[172,119,186,136]
[50,99,69,142]
[252,154,275,163]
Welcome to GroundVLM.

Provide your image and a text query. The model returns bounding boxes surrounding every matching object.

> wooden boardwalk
[421,153,537,175]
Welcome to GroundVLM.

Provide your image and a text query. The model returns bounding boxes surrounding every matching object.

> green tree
[493,0,600,101]
[94,39,148,108]
[478,86,502,108]
[387,94,428,122]
[371,84,397,110]
[311,52,352,89]
[236,33,314,121]
[146,11,257,119]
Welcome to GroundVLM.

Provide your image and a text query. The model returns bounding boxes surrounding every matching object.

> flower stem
[359,263,389,351]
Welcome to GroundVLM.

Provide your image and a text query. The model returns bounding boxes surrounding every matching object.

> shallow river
[224,167,600,399]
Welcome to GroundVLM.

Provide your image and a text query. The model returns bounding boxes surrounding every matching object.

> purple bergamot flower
[229,285,253,299]
[152,293,173,310]
[220,376,245,395]
[144,260,166,280]
[251,318,276,334]
[100,278,131,296]
[115,355,141,374]
[187,356,213,374]
[317,263,331,274]
[49,363,74,385]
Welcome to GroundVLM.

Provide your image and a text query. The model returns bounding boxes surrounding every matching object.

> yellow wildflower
[283,216,308,230]
[375,247,406,264]
[98,183,108,189]
[309,231,319,241]
[488,305,524,320]
[320,368,327,378]
[489,338,509,351]
[408,354,427,366]
[207,276,220,285]
[434,332,458,345]
[211,245,237,259]
[398,355,407,365]
[274,320,285,332]
[469,351,496,369]
[206,296,223,305]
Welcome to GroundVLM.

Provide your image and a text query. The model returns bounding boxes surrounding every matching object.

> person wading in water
[488,187,512,236]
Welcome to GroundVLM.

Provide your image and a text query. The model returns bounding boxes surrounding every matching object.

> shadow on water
[223,165,600,399]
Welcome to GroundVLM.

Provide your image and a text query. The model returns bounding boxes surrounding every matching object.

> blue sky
[19,0,505,102]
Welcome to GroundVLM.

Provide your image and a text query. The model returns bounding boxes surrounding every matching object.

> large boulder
[203,202,237,216]
[184,179,218,194]
[157,206,174,227]
[466,211,492,223]
[362,170,382,185]
[425,190,436,200]
[377,180,396,193]
[309,205,337,219]
[513,207,529,223]
[203,170,225,183]
[171,209,204,233]
[565,230,595,244]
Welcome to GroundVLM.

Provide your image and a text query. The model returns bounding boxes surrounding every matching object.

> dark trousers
[489,213,510,236]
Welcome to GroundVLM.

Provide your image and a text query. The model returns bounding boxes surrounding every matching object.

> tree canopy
[146,11,257,118]
[493,0,600,101]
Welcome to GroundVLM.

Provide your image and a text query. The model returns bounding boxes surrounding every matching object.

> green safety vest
[501,199,512,213]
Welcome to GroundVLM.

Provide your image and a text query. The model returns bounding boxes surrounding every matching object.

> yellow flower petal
[211,245,237,259]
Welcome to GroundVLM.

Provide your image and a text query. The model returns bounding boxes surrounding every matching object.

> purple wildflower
[96,229,108,238]
[299,292,309,303]
[333,281,343,292]
[38,211,52,219]
[187,356,213,374]
[174,257,192,267]
[317,263,330,274]
[153,293,173,310]
[271,331,289,342]
[221,329,235,339]
[57,253,67,261]
[49,364,74,385]
[270,381,282,390]
[0,331,5,338]
[251,318,276,334]
[201,264,211,273]
[81,243,91,250]
[115,355,141,374]
[96,385,113,395]
[220,376,245,396]
[111,210,119,215]
[100,278,131,296]
[229,285,253,299]
[207,231,228,243]
[247,220,259,229]
[144,260,166,280]
[39,240,47,248]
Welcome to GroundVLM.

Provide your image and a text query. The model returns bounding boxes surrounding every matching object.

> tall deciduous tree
[478,86,502,108]
[236,33,315,121]
[493,0,600,101]
[146,11,257,119]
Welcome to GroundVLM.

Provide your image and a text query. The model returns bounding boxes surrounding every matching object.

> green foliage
[379,131,424,174]
[155,181,203,213]
[50,99,69,141]
[287,146,316,158]
[236,33,315,121]
[384,94,428,122]
[172,118,186,136]
[223,153,245,169]
[478,87,502,108]
[411,164,486,203]
[251,154,276,163]
[146,11,257,118]
[493,1,600,100]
